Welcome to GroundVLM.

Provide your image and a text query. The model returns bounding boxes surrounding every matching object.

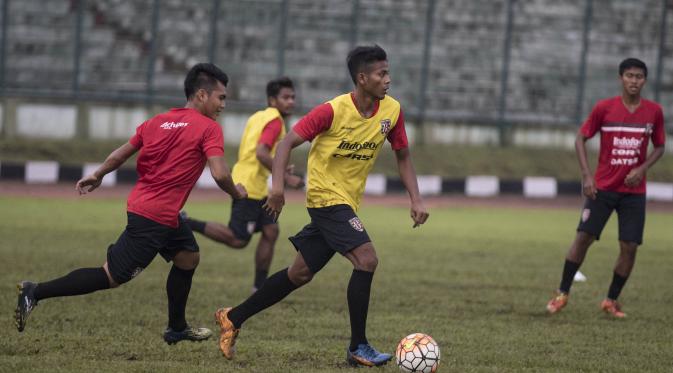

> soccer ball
[395,333,440,373]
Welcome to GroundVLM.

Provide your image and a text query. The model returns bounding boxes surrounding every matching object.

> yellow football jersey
[232,107,286,199]
[304,94,401,211]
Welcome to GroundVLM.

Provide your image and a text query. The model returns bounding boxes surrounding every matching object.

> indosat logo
[612,137,643,149]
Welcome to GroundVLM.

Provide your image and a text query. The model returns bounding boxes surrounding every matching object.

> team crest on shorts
[380,119,391,135]
[247,221,256,234]
[581,208,591,222]
[348,217,364,232]
[131,267,144,279]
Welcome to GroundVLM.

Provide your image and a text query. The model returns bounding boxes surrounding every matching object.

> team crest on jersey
[348,217,364,232]
[380,119,391,135]
[581,208,591,223]
[644,123,653,136]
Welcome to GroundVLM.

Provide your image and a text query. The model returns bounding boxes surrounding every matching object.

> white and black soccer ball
[395,333,440,373]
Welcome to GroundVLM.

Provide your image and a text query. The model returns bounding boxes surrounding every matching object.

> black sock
[166,266,195,331]
[253,269,268,290]
[33,267,110,301]
[559,259,580,294]
[607,271,628,300]
[228,268,298,328]
[186,218,206,234]
[348,270,374,351]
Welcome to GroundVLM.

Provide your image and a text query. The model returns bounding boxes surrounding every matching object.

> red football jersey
[127,108,225,227]
[580,96,666,194]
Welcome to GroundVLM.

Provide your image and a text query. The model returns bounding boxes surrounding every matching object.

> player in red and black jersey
[14,63,247,344]
[547,58,666,317]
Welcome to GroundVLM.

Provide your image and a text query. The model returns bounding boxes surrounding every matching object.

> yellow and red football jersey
[232,107,286,199]
[293,93,408,211]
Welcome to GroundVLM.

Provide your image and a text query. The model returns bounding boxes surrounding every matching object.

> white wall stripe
[417,175,442,196]
[83,163,116,187]
[364,174,386,195]
[25,161,59,183]
[646,182,673,202]
[523,176,557,198]
[466,175,499,197]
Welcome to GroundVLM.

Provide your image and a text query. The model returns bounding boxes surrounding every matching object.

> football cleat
[600,299,626,318]
[215,307,240,359]
[346,343,393,367]
[163,325,213,345]
[546,291,568,314]
[15,281,38,332]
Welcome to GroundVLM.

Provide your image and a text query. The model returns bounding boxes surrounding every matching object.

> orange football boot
[546,291,569,314]
[600,299,626,318]
[215,307,240,359]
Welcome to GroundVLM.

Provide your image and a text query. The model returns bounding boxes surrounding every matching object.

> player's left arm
[256,119,304,189]
[388,109,429,227]
[624,109,666,187]
[395,147,429,228]
[76,142,138,195]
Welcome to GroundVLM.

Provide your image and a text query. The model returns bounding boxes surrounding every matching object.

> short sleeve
[129,121,147,148]
[579,102,605,138]
[652,106,666,147]
[203,122,225,157]
[258,118,284,148]
[293,103,334,141]
[387,108,409,150]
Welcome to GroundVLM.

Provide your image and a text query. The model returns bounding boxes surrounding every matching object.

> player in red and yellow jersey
[215,45,429,367]
[15,63,246,345]
[184,78,303,292]
[547,58,666,318]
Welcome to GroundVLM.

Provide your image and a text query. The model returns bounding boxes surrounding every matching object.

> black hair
[347,45,387,84]
[183,63,229,99]
[619,58,647,78]
[266,76,294,98]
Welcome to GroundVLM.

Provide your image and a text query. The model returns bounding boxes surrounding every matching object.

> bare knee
[619,241,638,257]
[288,263,313,286]
[261,224,279,242]
[173,251,200,270]
[346,243,379,272]
[102,263,120,288]
[356,255,378,272]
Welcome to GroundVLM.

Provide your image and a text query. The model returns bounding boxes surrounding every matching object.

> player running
[546,58,666,318]
[15,63,247,344]
[214,45,429,367]
[183,77,304,292]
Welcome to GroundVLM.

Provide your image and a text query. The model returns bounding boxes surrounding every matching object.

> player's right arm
[575,132,596,200]
[264,102,334,219]
[576,102,604,200]
[76,142,138,195]
[264,131,306,219]
[208,155,247,199]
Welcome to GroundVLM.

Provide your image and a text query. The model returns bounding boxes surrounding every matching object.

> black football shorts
[107,212,199,284]
[576,189,646,245]
[288,204,371,274]
[228,197,277,242]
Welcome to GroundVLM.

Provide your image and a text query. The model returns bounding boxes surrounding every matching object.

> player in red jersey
[15,63,247,344]
[547,58,666,318]
[214,45,429,367]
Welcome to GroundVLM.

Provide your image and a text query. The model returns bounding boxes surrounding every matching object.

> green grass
[3,138,673,180]
[0,196,672,372]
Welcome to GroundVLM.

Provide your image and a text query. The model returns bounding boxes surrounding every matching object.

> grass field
[1,195,672,372]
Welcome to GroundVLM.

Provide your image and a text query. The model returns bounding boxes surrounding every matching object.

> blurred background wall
[0,0,671,148]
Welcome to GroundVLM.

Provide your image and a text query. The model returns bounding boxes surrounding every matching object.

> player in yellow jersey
[184,77,304,292]
[215,45,429,367]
